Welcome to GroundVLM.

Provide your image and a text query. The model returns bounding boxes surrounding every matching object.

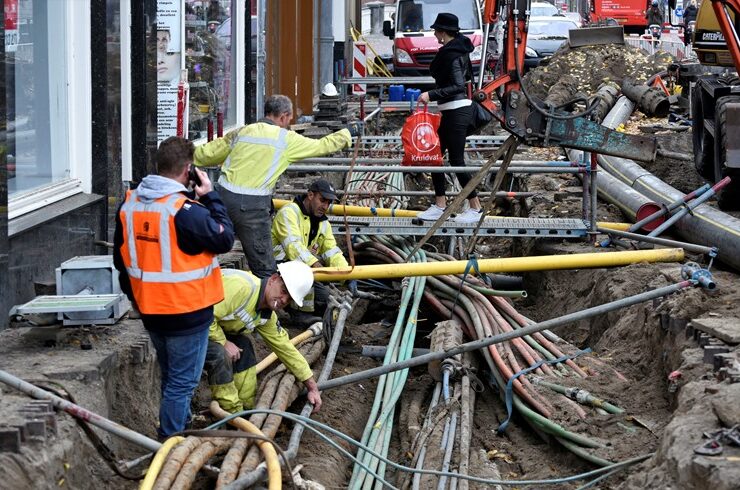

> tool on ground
[694,425,740,456]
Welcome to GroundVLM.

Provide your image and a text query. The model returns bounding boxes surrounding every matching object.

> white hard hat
[322,82,338,97]
[277,260,314,307]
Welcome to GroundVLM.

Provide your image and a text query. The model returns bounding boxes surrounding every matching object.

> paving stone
[711,384,740,426]
[691,317,740,345]
[0,428,22,453]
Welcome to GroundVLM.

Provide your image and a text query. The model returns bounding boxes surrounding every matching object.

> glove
[347,121,364,138]
[348,280,359,297]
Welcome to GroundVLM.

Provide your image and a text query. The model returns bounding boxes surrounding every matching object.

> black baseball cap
[308,179,338,201]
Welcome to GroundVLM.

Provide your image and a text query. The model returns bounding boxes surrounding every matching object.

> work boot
[454,208,484,223]
[418,204,445,221]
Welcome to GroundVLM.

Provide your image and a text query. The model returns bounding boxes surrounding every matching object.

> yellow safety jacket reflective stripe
[271,201,349,269]
[208,269,313,382]
[194,122,351,196]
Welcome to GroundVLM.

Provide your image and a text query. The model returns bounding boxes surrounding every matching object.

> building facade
[0,0,359,330]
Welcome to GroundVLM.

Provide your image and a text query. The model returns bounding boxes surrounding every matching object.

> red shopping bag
[401,105,443,166]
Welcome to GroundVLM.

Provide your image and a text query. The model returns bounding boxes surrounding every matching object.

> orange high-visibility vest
[119,189,224,314]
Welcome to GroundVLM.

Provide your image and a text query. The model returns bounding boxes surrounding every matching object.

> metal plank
[329,216,588,237]
[16,294,124,314]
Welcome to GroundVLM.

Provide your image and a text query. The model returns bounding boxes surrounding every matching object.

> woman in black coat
[417,13,483,223]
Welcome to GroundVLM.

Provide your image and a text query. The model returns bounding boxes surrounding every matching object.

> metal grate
[329,216,589,238]
[15,294,124,315]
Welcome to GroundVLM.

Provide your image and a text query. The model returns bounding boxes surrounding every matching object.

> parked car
[563,11,586,27]
[524,16,580,70]
[383,0,484,76]
[530,2,559,17]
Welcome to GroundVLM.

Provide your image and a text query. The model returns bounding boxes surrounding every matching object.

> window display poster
[4,0,18,52]
[157,0,183,143]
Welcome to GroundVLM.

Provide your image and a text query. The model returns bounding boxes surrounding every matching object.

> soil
[523,43,673,101]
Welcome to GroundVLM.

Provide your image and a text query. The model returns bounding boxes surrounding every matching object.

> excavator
[471,0,658,164]
[473,0,738,208]
[689,0,740,209]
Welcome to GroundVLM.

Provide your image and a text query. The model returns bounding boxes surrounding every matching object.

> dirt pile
[523,43,673,100]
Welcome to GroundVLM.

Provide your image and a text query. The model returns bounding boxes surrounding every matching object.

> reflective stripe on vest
[121,192,218,282]
[321,247,342,261]
[219,130,288,195]
[276,204,313,263]
[221,269,262,333]
[119,189,222,314]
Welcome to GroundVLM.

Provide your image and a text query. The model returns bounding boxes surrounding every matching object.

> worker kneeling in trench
[204,261,322,414]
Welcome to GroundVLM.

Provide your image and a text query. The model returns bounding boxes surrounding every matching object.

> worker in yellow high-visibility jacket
[194,94,362,279]
[271,179,356,317]
[205,262,322,414]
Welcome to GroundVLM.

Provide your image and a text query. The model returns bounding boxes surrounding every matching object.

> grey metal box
[55,256,130,326]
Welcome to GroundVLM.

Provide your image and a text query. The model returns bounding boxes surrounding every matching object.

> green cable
[535,380,625,415]
[350,274,415,487]
[353,244,427,489]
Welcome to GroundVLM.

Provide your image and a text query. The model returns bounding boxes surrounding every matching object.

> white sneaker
[454,208,483,223]
[417,204,445,221]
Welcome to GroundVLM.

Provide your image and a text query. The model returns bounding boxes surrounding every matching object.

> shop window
[5,0,91,219]
[6,0,71,197]
[184,0,237,140]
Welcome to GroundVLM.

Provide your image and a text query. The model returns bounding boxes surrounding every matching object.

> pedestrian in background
[417,13,483,223]
[114,136,234,439]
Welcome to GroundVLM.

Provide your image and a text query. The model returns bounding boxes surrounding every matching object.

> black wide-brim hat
[430,12,460,32]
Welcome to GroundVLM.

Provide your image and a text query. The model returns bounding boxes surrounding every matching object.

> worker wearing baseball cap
[205,261,322,414]
[271,178,355,319]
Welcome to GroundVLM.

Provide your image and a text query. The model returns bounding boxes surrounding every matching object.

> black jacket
[646,7,664,26]
[683,5,697,27]
[428,34,474,104]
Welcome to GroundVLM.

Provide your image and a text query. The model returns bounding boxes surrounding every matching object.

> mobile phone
[188,166,202,186]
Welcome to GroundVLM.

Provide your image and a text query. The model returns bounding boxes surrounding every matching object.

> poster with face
[157,0,182,85]
[157,0,183,143]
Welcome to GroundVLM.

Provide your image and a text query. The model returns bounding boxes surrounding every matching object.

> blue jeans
[148,327,209,437]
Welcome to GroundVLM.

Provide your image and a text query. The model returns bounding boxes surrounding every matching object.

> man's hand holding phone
[189,166,213,197]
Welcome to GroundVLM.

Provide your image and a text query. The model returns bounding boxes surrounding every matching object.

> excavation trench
[1,249,737,489]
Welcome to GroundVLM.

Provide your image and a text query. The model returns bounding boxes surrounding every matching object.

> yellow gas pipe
[139,436,184,490]
[313,248,684,281]
[273,199,417,218]
[209,401,282,490]
[255,323,322,374]
[273,199,631,228]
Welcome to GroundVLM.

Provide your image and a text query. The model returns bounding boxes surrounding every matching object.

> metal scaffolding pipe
[354,135,507,143]
[297,158,576,166]
[313,248,684,281]
[596,227,716,255]
[286,165,585,174]
[274,189,536,198]
[0,369,161,452]
[596,96,740,271]
[316,280,696,392]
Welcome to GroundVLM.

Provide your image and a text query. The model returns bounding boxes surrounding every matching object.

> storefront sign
[4,0,18,53]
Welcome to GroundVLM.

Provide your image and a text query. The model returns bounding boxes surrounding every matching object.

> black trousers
[218,186,276,279]
[432,104,476,199]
